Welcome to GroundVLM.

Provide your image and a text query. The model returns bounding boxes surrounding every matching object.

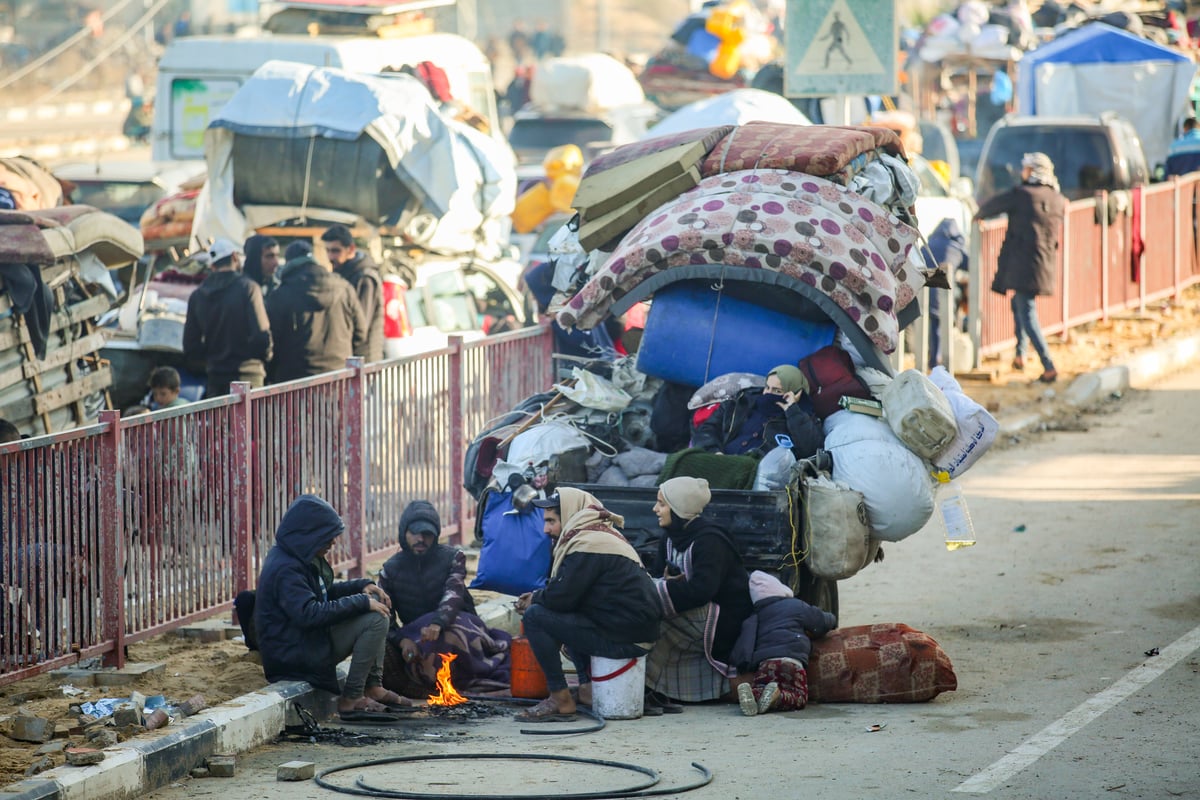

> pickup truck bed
[564,481,838,615]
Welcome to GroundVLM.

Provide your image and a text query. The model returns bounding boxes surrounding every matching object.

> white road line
[953,623,1200,794]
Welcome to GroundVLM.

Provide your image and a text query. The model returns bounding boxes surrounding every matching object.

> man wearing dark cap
[182,237,273,398]
[375,500,512,698]
[321,224,384,362]
[513,488,659,722]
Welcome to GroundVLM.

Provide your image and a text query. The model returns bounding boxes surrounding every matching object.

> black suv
[974,113,1150,202]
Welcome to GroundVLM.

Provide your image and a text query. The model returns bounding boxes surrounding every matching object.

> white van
[151,32,502,162]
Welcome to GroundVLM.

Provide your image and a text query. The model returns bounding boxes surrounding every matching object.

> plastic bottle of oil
[934,471,976,551]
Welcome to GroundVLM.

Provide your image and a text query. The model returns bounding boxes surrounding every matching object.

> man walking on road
[182,238,273,398]
[265,241,367,383]
[321,224,384,362]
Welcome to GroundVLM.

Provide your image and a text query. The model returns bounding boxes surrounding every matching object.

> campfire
[427,653,467,707]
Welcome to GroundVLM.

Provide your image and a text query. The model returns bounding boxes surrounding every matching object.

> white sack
[881,369,959,460]
[823,410,935,541]
[507,421,591,469]
[928,366,999,478]
[530,54,645,113]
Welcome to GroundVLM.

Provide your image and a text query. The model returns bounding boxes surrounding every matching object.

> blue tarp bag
[470,491,551,596]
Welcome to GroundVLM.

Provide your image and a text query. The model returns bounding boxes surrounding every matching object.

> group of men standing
[181,224,385,399]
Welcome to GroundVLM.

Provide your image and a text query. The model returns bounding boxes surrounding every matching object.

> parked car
[974,113,1149,203]
[54,161,205,226]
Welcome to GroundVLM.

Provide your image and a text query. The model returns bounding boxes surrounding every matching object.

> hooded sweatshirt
[531,487,660,646]
[265,257,368,382]
[376,500,475,629]
[182,269,273,379]
[334,251,384,363]
[253,494,374,694]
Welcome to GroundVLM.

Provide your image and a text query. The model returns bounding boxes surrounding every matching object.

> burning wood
[427,653,467,706]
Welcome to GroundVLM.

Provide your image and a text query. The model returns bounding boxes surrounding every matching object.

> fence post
[1060,210,1071,338]
[230,383,255,602]
[98,410,125,669]
[968,219,983,369]
[540,322,555,385]
[344,358,367,578]
[1139,187,1147,314]
[1174,178,1183,299]
[448,336,466,546]
[1100,190,1110,321]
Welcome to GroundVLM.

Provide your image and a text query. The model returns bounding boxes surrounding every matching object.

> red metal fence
[0,325,554,686]
[970,174,1200,361]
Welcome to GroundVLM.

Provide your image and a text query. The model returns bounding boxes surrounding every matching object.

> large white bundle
[529,54,645,113]
[823,410,935,542]
[928,366,999,478]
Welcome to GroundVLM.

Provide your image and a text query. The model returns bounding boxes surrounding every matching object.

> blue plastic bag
[469,491,551,596]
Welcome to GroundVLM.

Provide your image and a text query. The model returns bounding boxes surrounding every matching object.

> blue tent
[1016,23,1195,164]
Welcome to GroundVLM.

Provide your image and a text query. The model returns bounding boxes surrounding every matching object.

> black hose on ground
[313,752,713,800]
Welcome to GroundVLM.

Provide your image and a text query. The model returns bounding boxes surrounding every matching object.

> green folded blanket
[657,447,759,490]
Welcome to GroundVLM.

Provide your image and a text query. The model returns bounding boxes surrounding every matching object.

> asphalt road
[143,366,1200,800]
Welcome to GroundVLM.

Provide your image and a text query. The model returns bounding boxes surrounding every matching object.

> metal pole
[448,336,466,547]
[99,410,126,669]
[344,358,367,578]
[1100,190,1110,321]
[230,382,255,602]
[968,219,983,369]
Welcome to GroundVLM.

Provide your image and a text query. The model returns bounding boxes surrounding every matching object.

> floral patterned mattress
[556,169,925,354]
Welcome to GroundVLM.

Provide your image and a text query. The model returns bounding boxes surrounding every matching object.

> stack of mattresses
[0,206,143,435]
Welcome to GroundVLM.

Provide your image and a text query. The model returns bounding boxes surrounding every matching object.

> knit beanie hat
[767,364,809,396]
[749,570,794,603]
[659,476,711,521]
[398,499,441,544]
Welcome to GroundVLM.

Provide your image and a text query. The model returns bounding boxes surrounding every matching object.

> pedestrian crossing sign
[785,0,897,97]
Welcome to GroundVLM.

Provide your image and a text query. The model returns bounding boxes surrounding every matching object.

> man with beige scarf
[513,488,660,722]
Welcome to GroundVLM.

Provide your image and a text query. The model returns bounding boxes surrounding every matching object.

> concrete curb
[0,136,132,162]
[1,98,129,125]
[0,681,322,800]
[997,331,1200,435]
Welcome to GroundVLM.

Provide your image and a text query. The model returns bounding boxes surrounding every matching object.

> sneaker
[1038,370,1058,384]
[757,682,780,714]
[737,683,758,716]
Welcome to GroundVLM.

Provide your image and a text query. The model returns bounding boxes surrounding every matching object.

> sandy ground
[2,285,1199,787]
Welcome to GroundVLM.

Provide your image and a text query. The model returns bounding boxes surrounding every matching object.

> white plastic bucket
[590,656,645,720]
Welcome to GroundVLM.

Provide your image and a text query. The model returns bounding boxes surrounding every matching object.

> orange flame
[427,653,467,706]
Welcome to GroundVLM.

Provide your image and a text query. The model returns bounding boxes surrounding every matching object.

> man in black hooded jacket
[254,494,409,719]
[265,245,367,382]
[182,238,273,398]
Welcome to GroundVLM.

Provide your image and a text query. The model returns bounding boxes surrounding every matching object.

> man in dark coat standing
[975,151,1066,383]
[265,242,367,383]
[254,494,409,719]
[182,238,273,398]
[321,224,384,362]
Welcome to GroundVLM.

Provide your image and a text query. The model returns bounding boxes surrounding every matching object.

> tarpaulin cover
[192,60,515,257]
[1017,23,1196,166]
[644,89,811,140]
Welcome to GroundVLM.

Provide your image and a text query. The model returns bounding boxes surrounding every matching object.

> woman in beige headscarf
[513,488,660,722]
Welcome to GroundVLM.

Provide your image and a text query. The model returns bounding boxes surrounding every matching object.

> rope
[0,0,139,91]
[701,267,728,384]
[36,0,171,104]
[299,135,317,223]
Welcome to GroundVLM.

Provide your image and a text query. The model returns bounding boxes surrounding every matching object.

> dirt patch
[956,285,1200,428]
[0,636,266,787]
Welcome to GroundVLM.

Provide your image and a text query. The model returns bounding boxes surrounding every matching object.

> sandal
[514,697,577,723]
[1038,370,1058,384]
[369,689,414,712]
[645,690,684,714]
